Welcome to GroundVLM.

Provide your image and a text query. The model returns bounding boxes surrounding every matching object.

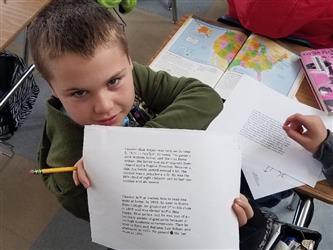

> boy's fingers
[289,122,303,133]
[284,113,299,125]
[77,166,91,188]
[232,203,247,227]
[238,194,254,219]
[286,113,317,130]
[284,127,308,145]
[285,114,309,130]
[235,197,254,220]
[72,170,79,186]
[239,194,248,201]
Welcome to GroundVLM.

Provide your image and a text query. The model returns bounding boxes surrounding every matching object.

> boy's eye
[72,90,87,97]
[108,78,120,86]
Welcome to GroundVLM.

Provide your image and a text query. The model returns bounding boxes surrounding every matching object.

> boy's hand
[232,194,254,227]
[72,157,91,188]
[283,113,327,153]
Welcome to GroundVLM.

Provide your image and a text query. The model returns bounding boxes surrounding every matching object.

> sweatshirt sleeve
[239,199,268,249]
[313,130,333,186]
[37,99,90,221]
[132,63,223,130]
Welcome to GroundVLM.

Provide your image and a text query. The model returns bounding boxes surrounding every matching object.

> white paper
[241,154,305,199]
[209,75,331,197]
[84,126,241,249]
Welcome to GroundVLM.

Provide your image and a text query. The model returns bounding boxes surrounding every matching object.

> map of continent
[230,35,288,81]
[169,19,247,71]
[213,31,246,69]
[227,34,302,96]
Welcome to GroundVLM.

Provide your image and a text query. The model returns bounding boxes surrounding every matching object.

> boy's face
[49,45,135,126]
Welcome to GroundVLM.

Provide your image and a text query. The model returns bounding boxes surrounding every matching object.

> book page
[215,34,304,100]
[84,126,241,249]
[209,75,332,197]
[150,16,248,88]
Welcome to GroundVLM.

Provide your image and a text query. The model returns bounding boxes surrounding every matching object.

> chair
[168,0,178,23]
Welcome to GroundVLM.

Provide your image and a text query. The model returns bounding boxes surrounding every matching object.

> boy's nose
[93,92,114,114]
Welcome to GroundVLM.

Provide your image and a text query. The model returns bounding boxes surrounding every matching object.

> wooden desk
[154,15,333,207]
[296,180,333,205]
[0,0,51,51]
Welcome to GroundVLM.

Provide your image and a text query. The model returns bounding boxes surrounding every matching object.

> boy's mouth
[97,115,118,126]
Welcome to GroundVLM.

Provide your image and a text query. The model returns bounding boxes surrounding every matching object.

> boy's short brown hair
[28,0,129,81]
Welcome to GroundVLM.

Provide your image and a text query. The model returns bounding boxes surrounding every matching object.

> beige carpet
[124,2,228,64]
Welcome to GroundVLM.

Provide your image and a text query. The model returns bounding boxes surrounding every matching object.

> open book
[83,126,241,249]
[150,16,304,100]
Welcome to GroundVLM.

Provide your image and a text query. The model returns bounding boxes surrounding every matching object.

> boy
[29,1,268,248]
[283,113,333,185]
[29,0,251,220]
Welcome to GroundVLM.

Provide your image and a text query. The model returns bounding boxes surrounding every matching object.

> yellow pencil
[29,166,77,175]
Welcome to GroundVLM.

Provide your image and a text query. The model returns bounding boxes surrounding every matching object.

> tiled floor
[0,153,60,250]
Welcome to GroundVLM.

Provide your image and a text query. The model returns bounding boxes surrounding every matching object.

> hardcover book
[150,16,304,100]
[300,48,333,114]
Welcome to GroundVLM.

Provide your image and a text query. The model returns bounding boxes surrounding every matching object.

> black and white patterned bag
[0,51,39,139]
